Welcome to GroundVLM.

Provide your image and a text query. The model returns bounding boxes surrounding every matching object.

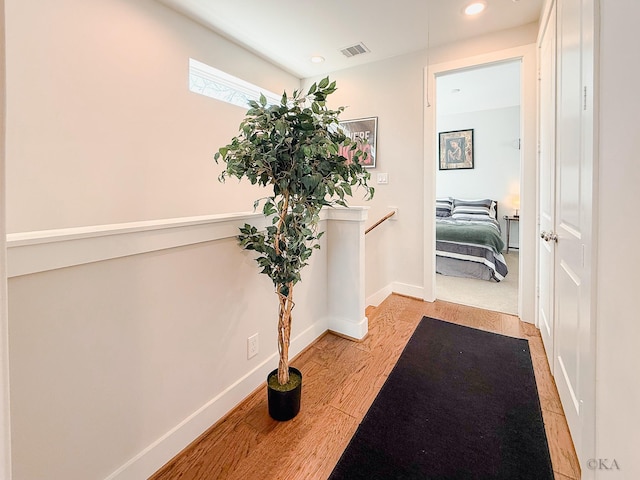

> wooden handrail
[365,210,396,235]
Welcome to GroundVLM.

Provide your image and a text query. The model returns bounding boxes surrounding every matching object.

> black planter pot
[267,367,302,421]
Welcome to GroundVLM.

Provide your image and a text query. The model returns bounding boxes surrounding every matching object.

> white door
[537,2,556,370]
[538,0,596,467]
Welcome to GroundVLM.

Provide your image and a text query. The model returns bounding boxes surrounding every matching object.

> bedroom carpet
[328,316,554,480]
[436,251,519,315]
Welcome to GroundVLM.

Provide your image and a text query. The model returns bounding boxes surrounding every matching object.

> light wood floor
[150,294,580,480]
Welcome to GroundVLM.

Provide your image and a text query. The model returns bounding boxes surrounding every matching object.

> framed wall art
[338,116,377,168]
[439,129,474,170]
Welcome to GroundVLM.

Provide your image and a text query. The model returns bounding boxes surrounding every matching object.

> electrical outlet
[247,333,259,359]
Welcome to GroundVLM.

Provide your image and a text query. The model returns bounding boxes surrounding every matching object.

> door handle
[540,231,558,243]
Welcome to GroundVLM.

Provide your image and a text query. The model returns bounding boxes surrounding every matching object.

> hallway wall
[0,0,11,477]
[3,1,306,478]
[7,208,370,479]
[4,0,299,233]
[596,1,640,477]
[305,24,538,315]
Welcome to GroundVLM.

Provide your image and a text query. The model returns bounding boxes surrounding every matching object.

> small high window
[189,58,280,109]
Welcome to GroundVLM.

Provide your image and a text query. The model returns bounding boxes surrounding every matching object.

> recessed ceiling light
[310,56,325,64]
[464,2,486,15]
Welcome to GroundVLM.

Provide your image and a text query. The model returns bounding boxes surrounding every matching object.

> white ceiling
[437,60,521,115]
[157,0,544,78]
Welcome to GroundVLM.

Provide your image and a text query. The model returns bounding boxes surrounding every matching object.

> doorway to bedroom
[434,60,521,315]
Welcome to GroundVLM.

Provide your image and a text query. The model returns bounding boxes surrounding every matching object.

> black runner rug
[329,316,554,479]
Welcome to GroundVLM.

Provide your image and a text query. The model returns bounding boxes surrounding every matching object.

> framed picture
[439,129,474,170]
[338,117,377,168]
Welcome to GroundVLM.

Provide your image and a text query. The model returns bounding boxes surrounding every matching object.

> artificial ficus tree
[215,77,374,386]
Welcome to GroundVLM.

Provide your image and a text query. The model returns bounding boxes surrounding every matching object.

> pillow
[452,198,494,221]
[436,197,453,217]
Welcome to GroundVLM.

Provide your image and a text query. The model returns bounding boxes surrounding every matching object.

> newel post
[325,206,369,340]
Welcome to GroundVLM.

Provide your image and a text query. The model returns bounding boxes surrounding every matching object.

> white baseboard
[105,320,327,480]
[327,315,368,340]
[366,282,424,307]
[392,282,424,300]
[366,284,394,307]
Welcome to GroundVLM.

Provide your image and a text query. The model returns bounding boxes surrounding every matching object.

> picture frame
[439,129,474,170]
[338,117,377,168]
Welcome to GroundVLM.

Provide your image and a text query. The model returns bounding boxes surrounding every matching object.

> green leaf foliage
[215,78,374,293]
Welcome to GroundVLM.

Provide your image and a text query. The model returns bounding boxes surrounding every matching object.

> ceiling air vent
[340,42,370,58]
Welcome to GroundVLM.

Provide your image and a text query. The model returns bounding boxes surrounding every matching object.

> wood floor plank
[356,312,416,354]
[530,351,565,415]
[543,409,581,479]
[520,319,540,338]
[500,313,523,338]
[554,472,577,480]
[451,305,503,334]
[150,294,579,480]
[228,403,358,480]
[151,419,263,480]
[306,334,372,372]
[291,358,353,412]
[327,357,388,419]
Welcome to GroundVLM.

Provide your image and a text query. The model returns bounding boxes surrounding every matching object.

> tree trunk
[277,282,295,385]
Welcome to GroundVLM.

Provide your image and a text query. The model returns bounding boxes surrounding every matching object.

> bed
[435,198,508,282]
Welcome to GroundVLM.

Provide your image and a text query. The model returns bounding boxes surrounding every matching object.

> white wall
[4,0,299,233]
[4,3,376,478]
[0,0,13,477]
[10,230,295,480]
[437,106,521,245]
[596,1,640,477]
[3,0,327,478]
[307,23,538,310]
[7,208,368,480]
[309,52,427,301]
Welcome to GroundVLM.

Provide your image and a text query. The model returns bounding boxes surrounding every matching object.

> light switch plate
[377,173,389,184]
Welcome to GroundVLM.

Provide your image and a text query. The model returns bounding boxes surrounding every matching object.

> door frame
[537,0,558,371]
[423,44,538,325]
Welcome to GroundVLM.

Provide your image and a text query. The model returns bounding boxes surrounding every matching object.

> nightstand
[503,215,519,253]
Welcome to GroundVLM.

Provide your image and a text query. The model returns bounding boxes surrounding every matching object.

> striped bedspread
[436,218,508,282]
